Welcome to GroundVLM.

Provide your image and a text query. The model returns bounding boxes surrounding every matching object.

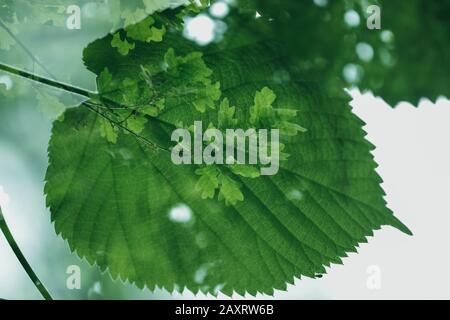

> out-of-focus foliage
[1,0,448,105]
[239,0,450,105]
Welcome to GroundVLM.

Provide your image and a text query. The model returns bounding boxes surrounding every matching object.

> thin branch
[0,17,180,132]
[0,62,173,152]
[0,19,57,79]
[0,62,96,98]
[83,101,171,152]
[0,206,53,300]
[0,23,179,150]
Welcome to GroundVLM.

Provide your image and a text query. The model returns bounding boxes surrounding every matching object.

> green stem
[0,62,96,98]
[0,62,157,117]
[0,62,175,152]
[0,206,53,300]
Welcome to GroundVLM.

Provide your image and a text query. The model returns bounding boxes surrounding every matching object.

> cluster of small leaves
[97,33,306,206]
[95,46,220,144]
[111,0,210,56]
[194,87,306,206]
[111,15,166,55]
[163,48,221,113]
[94,67,164,143]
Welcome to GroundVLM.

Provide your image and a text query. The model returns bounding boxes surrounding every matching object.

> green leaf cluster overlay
[192,86,304,206]
[109,0,209,56]
[42,2,413,296]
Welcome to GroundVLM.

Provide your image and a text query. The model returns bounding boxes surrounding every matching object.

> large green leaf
[44,8,411,296]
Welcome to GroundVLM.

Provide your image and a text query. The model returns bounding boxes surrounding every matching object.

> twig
[83,101,171,152]
[0,62,175,150]
[0,62,96,98]
[0,206,53,300]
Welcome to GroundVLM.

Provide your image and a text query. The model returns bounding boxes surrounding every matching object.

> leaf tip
[388,215,413,236]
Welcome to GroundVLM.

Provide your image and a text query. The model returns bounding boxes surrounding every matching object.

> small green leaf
[249,87,277,125]
[141,98,165,117]
[195,166,220,199]
[192,82,221,113]
[218,98,238,128]
[126,16,166,43]
[99,118,118,144]
[230,165,261,178]
[35,91,66,121]
[217,174,244,206]
[111,32,135,56]
[275,121,307,136]
[97,68,115,93]
[127,115,148,134]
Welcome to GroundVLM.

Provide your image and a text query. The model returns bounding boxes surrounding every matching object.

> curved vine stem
[0,206,53,300]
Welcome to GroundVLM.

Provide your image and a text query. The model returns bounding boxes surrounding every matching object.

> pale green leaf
[111,32,136,56]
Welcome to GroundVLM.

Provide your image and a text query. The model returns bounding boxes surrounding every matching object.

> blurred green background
[1,0,449,300]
